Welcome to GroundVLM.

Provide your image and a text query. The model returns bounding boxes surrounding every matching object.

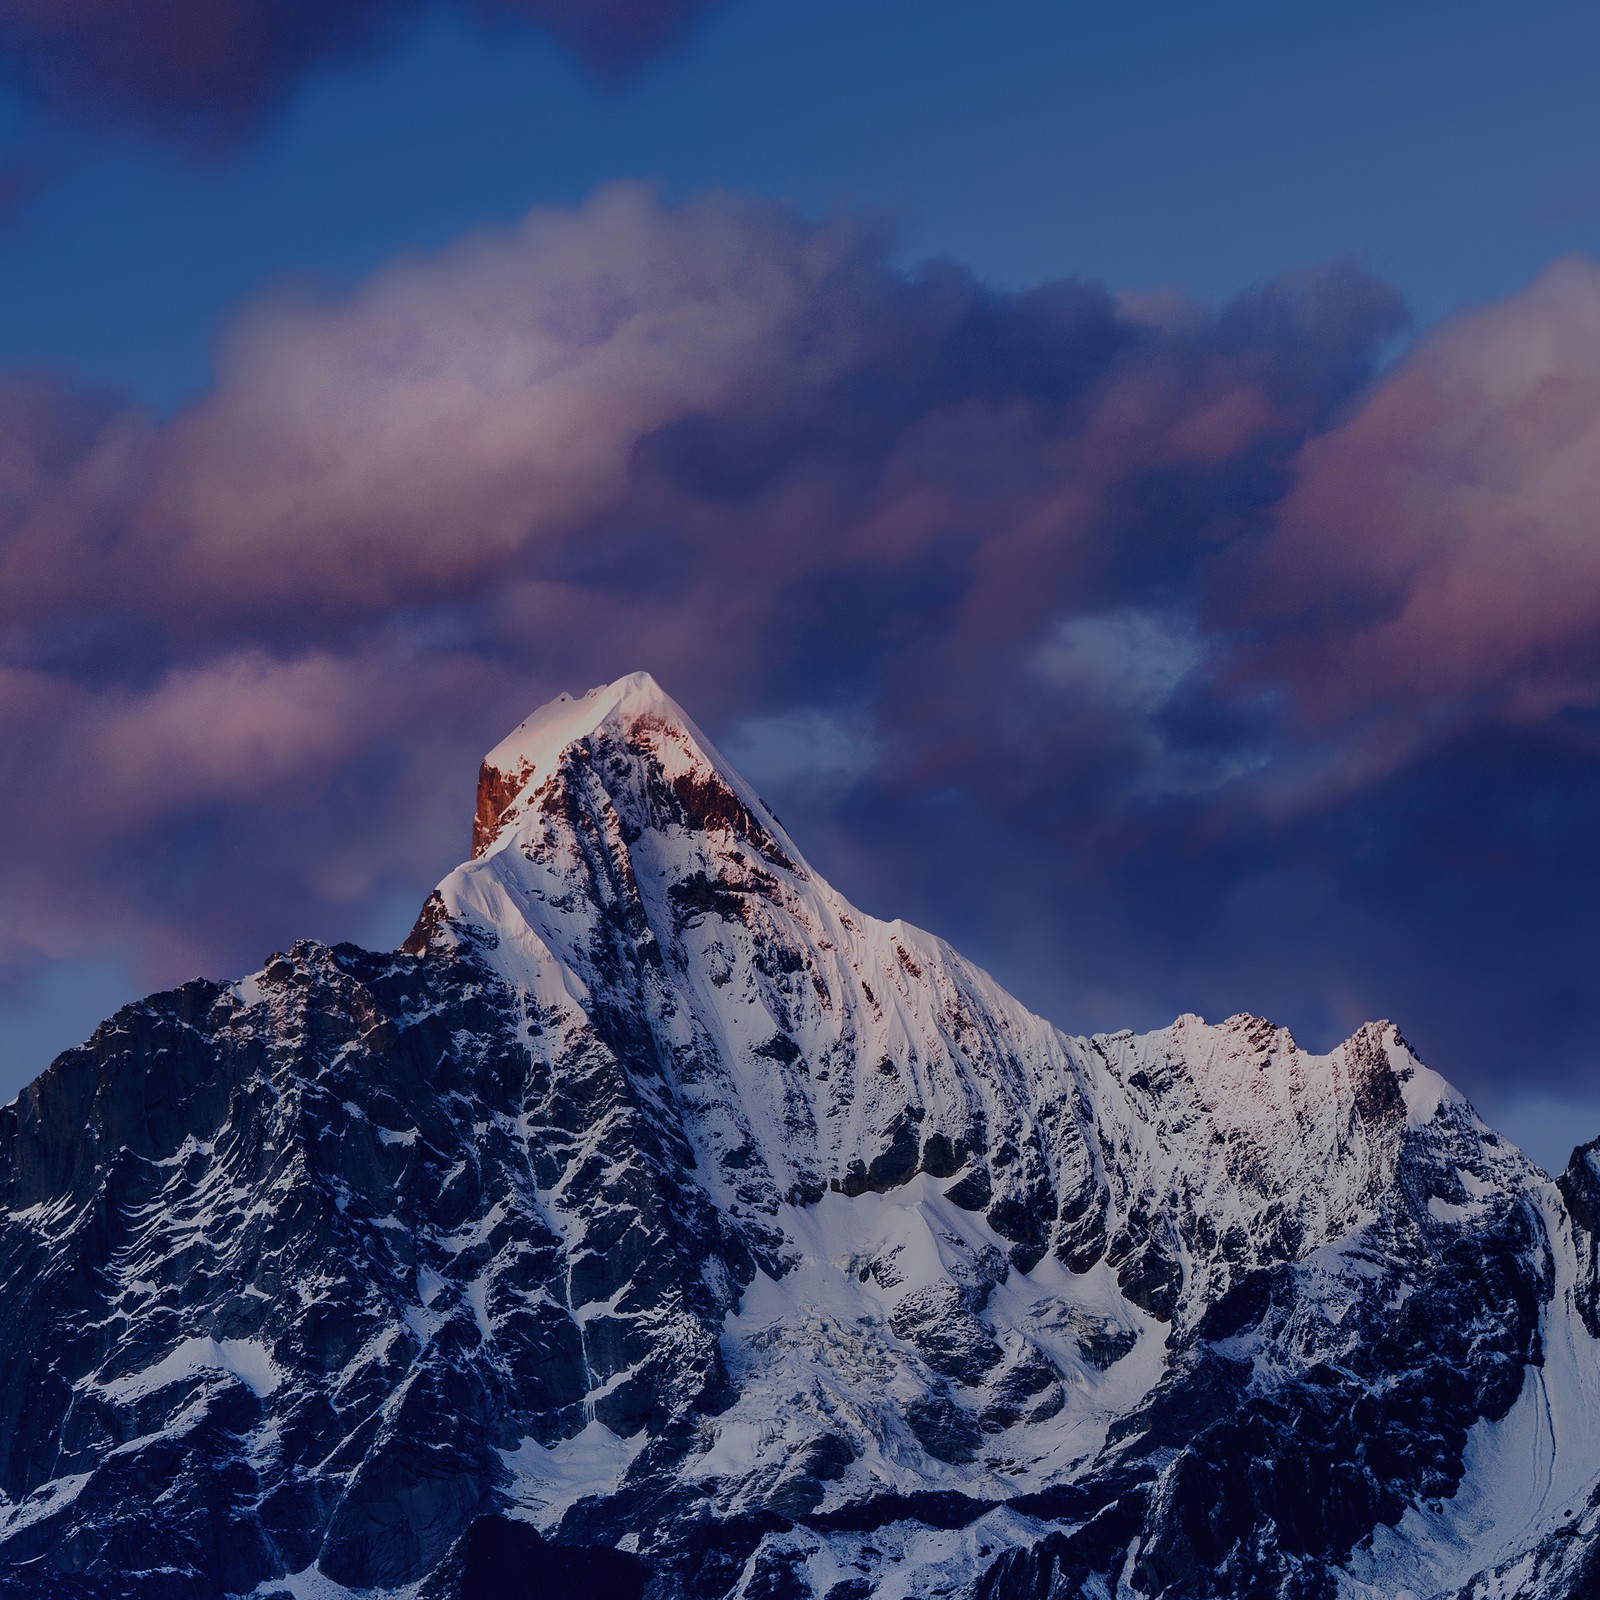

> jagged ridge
[0,673,1594,1600]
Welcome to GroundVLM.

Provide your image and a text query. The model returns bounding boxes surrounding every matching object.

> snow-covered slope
[0,671,1594,1600]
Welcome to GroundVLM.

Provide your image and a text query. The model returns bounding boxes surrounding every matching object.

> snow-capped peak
[425,678,1534,1334]
[482,670,677,776]
[470,670,792,863]
[0,675,1586,1600]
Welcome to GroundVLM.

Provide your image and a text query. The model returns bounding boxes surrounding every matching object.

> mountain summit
[2,674,1599,1599]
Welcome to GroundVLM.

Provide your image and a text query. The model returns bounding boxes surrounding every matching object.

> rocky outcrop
[471,757,535,859]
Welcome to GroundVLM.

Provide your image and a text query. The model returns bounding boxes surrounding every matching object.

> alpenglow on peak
[467,670,792,864]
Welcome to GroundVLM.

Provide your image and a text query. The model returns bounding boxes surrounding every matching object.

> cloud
[0,194,1402,955]
[21,185,1600,1124]
[133,186,889,620]
[720,708,880,808]
[1231,256,1600,758]
[5,186,1391,665]
[0,0,717,146]
[1030,609,1201,717]
[86,652,384,819]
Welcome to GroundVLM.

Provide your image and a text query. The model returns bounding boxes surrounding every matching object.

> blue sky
[6,0,1600,408]
[4,0,1600,1171]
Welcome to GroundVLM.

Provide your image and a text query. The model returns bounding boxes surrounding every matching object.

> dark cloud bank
[0,0,715,143]
[4,184,1600,1128]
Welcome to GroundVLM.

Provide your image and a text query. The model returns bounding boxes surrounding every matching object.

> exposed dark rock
[455,1518,649,1600]
[904,1393,983,1465]
[943,1165,993,1211]
[1558,1139,1600,1339]
[891,1285,1004,1386]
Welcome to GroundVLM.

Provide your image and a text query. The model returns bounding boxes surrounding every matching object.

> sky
[3,0,1600,1170]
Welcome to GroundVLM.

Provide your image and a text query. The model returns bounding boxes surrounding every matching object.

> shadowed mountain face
[1,671,1597,1600]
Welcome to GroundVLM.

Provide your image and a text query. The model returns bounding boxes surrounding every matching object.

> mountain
[1,670,1598,1600]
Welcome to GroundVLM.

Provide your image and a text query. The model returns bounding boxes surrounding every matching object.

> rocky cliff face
[1,672,1597,1600]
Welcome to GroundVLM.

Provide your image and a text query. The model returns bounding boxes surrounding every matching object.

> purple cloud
[1229,256,1600,767]
[0,191,1400,974]
[16,186,1600,1122]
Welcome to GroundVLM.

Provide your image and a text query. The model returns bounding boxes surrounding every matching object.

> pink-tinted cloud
[3,186,1373,670]
[0,0,716,146]
[87,652,385,820]
[1237,256,1600,745]
[0,642,519,981]
[133,186,888,619]
[0,374,152,625]
[0,187,1412,1033]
